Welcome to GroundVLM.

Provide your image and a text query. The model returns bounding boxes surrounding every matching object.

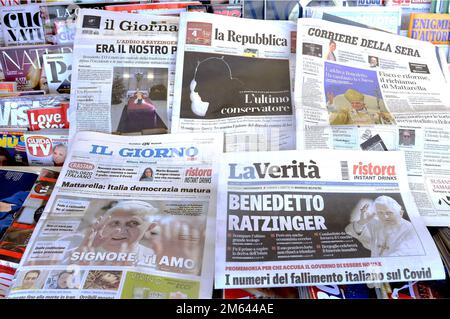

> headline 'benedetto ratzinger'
[215,149,445,288]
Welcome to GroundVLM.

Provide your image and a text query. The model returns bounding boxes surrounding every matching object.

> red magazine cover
[0,94,70,130]
[27,104,69,131]
[0,264,15,298]
[24,130,68,166]
[0,222,35,264]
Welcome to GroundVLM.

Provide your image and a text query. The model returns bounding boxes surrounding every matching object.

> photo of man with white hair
[79,200,159,260]
[345,196,424,257]
[70,200,206,275]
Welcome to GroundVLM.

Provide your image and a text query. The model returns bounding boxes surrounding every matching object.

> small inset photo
[45,269,83,289]
[140,167,154,182]
[15,269,47,290]
[302,42,322,58]
[243,48,258,58]
[83,270,122,291]
[325,40,336,61]
[368,56,379,68]
[399,129,415,146]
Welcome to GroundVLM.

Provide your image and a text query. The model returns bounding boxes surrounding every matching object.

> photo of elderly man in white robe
[345,196,424,257]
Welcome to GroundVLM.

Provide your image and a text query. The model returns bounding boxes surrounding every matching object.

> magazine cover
[39,2,116,45]
[24,130,68,166]
[0,0,22,6]
[298,282,445,299]
[264,0,301,20]
[42,52,72,94]
[0,4,45,47]
[0,90,45,98]
[0,169,37,240]
[0,168,59,267]
[408,13,450,62]
[0,43,72,91]
[215,150,446,288]
[26,103,69,131]
[0,94,70,130]
[0,131,28,166]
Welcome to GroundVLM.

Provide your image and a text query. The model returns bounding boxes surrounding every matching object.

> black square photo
[82,15,101,29]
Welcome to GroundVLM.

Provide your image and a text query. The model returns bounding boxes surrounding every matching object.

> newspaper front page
[69,9,178,141]
[295,18,450,130]
[171,12,296,153]
[215,150,445,288]
[8,131,222,299]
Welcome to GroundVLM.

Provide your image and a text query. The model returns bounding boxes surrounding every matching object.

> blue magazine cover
[0,169,38,238]
[0,131,28,166]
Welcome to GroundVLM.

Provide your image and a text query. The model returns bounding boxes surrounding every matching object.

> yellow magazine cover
[408,13,450,44]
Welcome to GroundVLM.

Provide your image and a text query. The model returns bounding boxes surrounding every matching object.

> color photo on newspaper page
[324,63,395,126]
[20,198,208,275]
[215,150,445,288]
[111,66,169,135]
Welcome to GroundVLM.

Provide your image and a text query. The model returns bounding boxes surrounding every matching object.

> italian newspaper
[69,9,178,141]
[295,18,450,130]
[215,150,445,288]
[171,12,296,152]
[295,19,450,226]
[8,131,222,299]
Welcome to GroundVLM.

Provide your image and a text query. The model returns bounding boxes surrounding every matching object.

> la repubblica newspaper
[69,9,178,141]
[295,19,450,227]
[215,150,445,289]
[7,131,222,299]
[171,12,296,153]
